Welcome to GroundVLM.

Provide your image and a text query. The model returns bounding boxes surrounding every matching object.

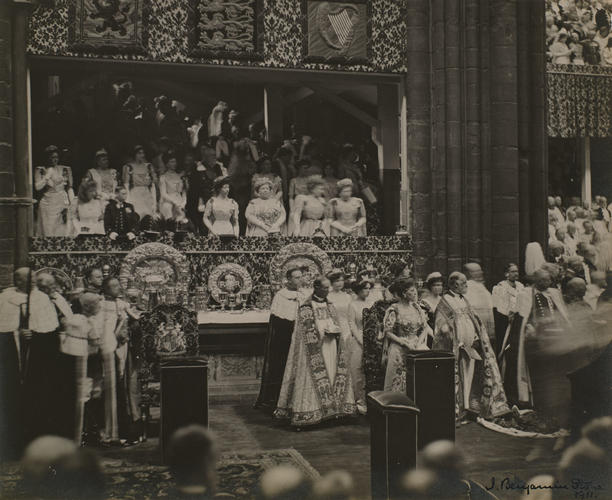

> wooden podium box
[160,358,208,463]
[405,350,455,449]
[367,391,420,500]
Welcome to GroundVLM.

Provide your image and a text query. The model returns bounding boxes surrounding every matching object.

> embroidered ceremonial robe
[465,280,495,344]
[274,297,356,426]
[433,292,510,420]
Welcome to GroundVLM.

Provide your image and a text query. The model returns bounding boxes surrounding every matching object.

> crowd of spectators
[547,194,612,275]
[34,81,380,239]
[546,0,612,65]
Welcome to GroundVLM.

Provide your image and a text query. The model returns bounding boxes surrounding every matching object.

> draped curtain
[547,63,612,138]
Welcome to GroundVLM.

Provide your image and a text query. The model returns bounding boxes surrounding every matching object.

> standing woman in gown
[228,140,255,236]
[35,145,74,236]
[327,270,352,343]
[328,179,367,236]
[292,176,330,237]
[85,149,117,207]
[245,178,286,237]
[382,277,430,393]
[158,152,188,223]
[287,159,312,235]
[201,177,240,237]
[419,272,444,331]
[122,145,158,219]
[347,279,372,414]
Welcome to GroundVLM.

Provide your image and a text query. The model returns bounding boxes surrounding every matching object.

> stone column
[0,1,43,286]
[408,0,547,283]
[405,0,431,277]
[0,2,16,286]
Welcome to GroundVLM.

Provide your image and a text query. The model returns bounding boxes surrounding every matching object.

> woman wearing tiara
[122,145,158,219]
[328,178,367,237]
[245,178,286,237]
[382,277,430,393]
[84,148,117,207]
[201,176,240,237]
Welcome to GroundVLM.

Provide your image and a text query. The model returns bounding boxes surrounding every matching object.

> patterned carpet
[0,448,319,499]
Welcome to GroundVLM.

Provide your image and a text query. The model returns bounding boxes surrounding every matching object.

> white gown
[327,290,352,342]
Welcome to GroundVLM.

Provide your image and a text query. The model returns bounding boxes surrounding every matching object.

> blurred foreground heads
[21,435,105,499]
[399,440,498,499]
[258,465,312,499]
[167,425,221,499]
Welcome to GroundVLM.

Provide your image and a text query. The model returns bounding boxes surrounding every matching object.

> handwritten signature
[485,476,604,498]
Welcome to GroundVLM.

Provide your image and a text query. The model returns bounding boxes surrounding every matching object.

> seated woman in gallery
[382,277,430,393]
[158,152,188,223]
[84,149,117,207]
[250,156,283,201]
[201,176,240,237]
[73,180,105,236]
[292,176,329,237]
[122,145,158,219]
[34,144,74,237]
[245,178,286,237]
[328,178,367,237]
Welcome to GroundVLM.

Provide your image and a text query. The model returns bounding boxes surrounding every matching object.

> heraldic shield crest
[318,3,359,52]
[306,1,368,61]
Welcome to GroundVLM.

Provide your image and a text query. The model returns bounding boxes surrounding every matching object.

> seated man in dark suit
[104,187,140,240]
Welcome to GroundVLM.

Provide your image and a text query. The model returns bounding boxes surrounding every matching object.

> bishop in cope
[275,276,356,427]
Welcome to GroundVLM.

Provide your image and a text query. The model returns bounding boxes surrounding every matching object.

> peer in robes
[35,272,82,442]
[255,267,306,412]
[18,271,66,443]
[502,269,574,420]
[0,268,46,460]
[274,276,357,427]
[499,268,568,409]
[84,277,130,445]
[59,292,102,444]
[102,277,142,443]
[464,263,496,347]
[433,272,510,422]
[491,263,525,357]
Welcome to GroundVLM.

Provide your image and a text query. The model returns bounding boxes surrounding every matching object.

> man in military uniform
[104,187,139,240]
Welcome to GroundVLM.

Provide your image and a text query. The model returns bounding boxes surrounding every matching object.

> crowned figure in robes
[274,277,357,427]
[433,272,510,421]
